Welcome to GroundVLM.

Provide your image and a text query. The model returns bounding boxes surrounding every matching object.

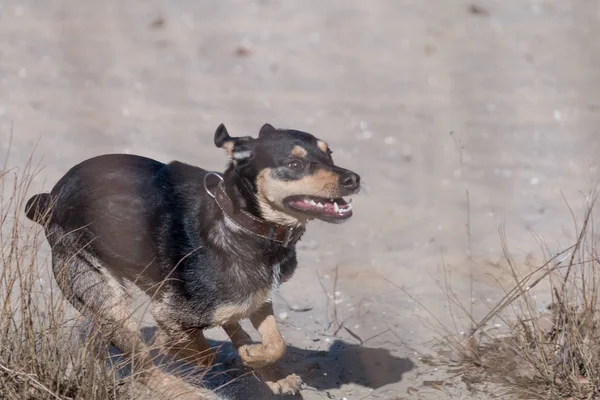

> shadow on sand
[104,326,414,399]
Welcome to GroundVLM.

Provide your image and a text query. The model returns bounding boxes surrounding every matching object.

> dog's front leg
[239,302,286,368]
[225,303,302,395]
[222,322,252,349]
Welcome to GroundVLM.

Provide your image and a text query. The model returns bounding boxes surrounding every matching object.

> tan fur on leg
[146,371,218,400]
[52,251,156,375]
[236,302,286,369]
[153,303,217,368]
[233,303,303,395]
[51,249,212,398]
[154,328,216,368]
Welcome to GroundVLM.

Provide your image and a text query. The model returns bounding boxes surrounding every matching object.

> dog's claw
[265,373,303,395]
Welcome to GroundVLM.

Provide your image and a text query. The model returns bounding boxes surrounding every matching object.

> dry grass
[442,191,600,399]
[0,154,124,399]
[0,153,221,400]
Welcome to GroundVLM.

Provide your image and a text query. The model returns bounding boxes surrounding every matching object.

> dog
[24,123,361,398]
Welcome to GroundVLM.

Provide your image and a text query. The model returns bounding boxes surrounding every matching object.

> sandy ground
[3,0,600,399]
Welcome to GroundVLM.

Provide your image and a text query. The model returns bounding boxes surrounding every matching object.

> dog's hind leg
[51,249,155,371]
[152,301,217,368]
[224,304,302,395]
[50,245,212,399]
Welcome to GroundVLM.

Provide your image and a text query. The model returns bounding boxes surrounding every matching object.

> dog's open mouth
[284,195,353,219]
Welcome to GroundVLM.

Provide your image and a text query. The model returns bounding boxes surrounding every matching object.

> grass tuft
[447,191,600,399]
[0,154,123,399]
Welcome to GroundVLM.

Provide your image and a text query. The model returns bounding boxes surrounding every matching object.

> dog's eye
[288,160,305,170]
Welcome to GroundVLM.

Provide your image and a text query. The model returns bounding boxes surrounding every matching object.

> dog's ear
[214,123,234,155]
[259,123,276,138]
[214,123,255,163]
[230,143,253,165]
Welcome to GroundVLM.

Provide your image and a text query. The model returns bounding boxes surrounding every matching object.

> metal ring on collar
[203,171,224,199]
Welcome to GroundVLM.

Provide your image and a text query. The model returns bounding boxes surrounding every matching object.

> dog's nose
[340,172,360,191]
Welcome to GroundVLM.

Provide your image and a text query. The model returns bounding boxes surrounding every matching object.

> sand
[2,0,600,398]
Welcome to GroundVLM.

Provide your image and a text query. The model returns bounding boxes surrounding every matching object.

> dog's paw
[264,373,303,395]
[237,343,270,369]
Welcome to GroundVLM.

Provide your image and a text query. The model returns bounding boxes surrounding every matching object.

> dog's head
[215,123,361,226]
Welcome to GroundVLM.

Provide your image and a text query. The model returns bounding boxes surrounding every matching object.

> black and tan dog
[25,123,361,398]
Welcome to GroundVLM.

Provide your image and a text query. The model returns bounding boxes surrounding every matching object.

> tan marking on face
[291,145,307,158]
[317,140,329,153]
[258,168,340,201]
[211,288,271,325]
[255,169,301,226]
[255,167,342,226]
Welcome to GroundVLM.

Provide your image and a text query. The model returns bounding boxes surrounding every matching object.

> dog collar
[204,172,304,247]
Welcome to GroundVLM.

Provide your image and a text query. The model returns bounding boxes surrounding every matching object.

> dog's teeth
[309,200,317,206]
[347,202,353,210]
[317,202,324,208]
[303,199,310,203]
[334,202,339,212]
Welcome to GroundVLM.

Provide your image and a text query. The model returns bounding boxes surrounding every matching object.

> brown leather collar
[204,173,304,247]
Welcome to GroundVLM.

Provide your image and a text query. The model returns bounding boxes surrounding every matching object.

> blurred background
[2,1,600,398]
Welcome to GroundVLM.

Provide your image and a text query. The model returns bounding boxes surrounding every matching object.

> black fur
[213,123,231,148]
[25,192,52,223]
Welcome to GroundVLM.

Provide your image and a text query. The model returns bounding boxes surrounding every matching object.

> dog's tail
[24,193,53,225]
